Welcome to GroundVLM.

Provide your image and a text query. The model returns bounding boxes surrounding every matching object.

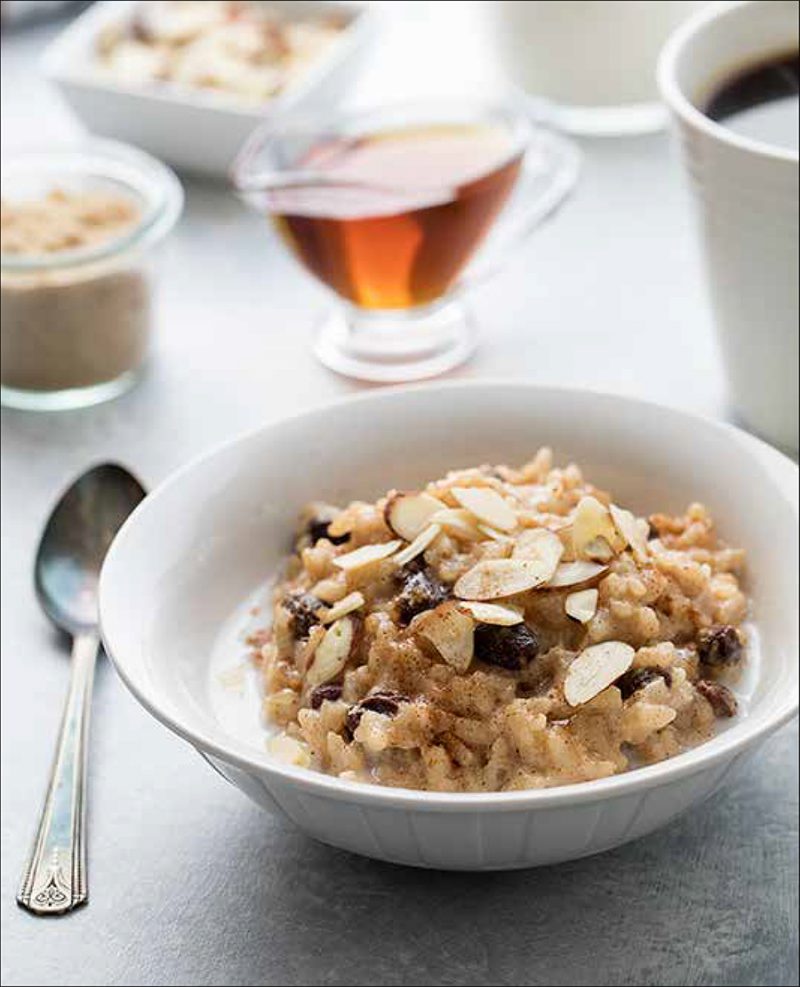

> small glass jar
[1,141,183,410]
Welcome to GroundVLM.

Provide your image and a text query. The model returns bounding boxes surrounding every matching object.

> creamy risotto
[253,449,747,792]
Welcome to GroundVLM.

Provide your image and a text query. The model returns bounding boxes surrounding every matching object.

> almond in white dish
[254,449,749,792]
[332,540,402,572]
[547,560,609,588]
[572,495,624,560]
[385,492,443,541]
[393,523,442,567]
[457,601,524,626]
[565,588,598,624]
[454,558,555,600]
[305,616,357,688]
[564,641,635,706]
[428,507,482,540]
[320,591,365,624]
[413,602,474,672]
[452,486,517,532]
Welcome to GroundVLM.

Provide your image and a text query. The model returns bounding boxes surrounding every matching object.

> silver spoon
[17,464,146,916]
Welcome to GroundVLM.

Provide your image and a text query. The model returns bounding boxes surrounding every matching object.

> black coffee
[705,49,799,151]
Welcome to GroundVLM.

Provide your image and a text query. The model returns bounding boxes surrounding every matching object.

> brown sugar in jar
[1,144,182,410]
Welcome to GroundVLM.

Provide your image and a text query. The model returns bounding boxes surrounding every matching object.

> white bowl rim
[100,380,799,812]
[657,0,800,166]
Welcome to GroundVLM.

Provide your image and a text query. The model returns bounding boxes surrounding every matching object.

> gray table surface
[1,6,797,987]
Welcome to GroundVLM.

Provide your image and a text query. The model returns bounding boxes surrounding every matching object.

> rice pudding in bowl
[257,448,748,792]
[99,383,797,869]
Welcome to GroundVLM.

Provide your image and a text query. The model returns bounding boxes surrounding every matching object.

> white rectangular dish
[42,0,379,177]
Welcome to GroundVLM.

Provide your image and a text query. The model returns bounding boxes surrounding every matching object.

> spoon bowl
[35,464,147,636]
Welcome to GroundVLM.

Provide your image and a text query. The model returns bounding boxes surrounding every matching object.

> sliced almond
[547,560,608,588]
[332,540,402,572]
[393,523,441,566]
[428,507,482,540]
[320,591,365,623]
[564,640,635,706]
[455,557,556,601]
[384,491,443,541]
[610,504,650,562]
[413,601,474,672]
[512,528,564,571]
[457,601,524,625]
[479,524,514,543]
[565,588,598,624]
[572,496,623,559]
[583,536,615,562]
[311,577,348,604]
[452,487,517,532]
[268,734,311,768]
[305,615,357,687]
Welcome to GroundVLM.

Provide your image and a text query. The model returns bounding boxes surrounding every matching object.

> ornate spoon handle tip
[17,632,99,916]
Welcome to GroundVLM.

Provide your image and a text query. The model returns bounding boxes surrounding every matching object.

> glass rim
[1,138,184,273]
[230,94,539,192]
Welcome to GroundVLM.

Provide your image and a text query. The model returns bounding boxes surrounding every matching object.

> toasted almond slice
[393,523,441,566]
[564,641,635,706]
[565,588,598,624]
[457,601,524,625]
[305,615,357,687]
[384,491,443,541]
[479,524,514,543]
[268,734,311,768]
[320,591,365,623]
[429,507,482,540]
[583,536,615,562]
[547,560,609,588]
[452,487,517,532]
[311,577,348,604]
[610,504,650,562]
[332,540,402,572]
[455,557,556,600]
[572,495,623,559]
[512,527,564,571]
[413,602,474,672]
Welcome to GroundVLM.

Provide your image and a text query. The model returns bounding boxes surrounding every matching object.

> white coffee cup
[659,0,799,452]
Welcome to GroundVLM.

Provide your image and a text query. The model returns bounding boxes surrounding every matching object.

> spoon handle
[17,632,99,916]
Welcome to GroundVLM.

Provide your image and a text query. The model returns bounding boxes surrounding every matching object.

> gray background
[1,4,797,986]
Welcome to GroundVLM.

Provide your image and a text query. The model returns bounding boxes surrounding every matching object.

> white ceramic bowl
[43,0,379,177]
[99,383,799,870]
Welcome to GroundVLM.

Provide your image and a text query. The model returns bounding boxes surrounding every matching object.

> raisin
[395,566,449,624]
[618,666,671,699]
[309,684,343,710]
[283,592,323,639]
[474,623,540,671]
[696,679,738,718]
[698,625,742,667]
[647,520,660,541]
[307,517,350,546]
[345,691,408,739]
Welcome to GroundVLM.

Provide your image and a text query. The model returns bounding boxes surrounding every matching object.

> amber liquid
[269,123,523,309]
